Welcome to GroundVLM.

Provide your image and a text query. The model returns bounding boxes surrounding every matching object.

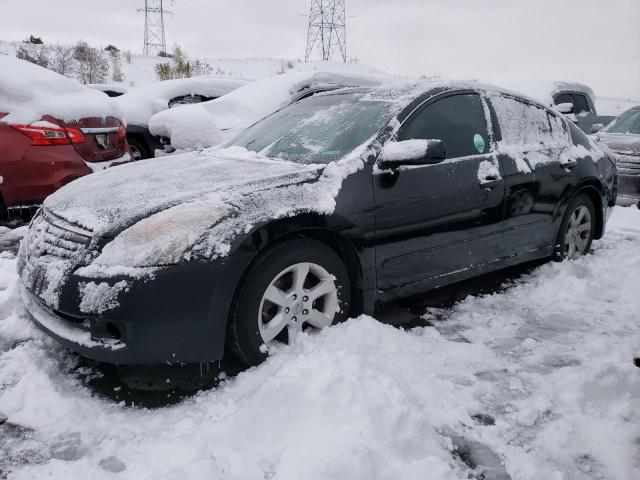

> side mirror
[556,102,575,114]
[590,123,604,134]
[379,139,446,169]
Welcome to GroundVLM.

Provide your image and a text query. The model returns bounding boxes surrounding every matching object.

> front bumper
[20,254,253,365]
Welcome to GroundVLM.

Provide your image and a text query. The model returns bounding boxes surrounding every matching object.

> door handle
[479,176,502,191]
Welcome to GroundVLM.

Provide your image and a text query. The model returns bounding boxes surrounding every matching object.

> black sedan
[595,106,640,206]
[17,82,617,366]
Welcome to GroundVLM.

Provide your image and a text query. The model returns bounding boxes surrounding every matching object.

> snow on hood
[0,55,122,125]
[596,132,640,155]
[43,148,321,237]
[148,66,395,149]
[115,76,249,126]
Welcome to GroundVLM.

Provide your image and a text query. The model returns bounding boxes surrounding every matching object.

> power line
[138,0,171,56]
[305,0,347,63]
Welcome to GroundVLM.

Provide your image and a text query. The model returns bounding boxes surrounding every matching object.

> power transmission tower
[138,0,170,56]
[304,0,347,62]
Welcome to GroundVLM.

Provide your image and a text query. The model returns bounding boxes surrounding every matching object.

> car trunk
[51,116,127,163]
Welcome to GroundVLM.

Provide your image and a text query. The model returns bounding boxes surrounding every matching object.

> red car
[0,57,130,220]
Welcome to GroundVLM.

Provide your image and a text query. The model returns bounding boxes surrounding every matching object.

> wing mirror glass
[379,139,446,169]
[590,123,604,134]
[556,102,575,114]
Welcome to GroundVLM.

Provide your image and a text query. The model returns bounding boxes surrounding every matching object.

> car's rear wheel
[557,193,596,260]
[227,239,351,366]
[128,137,151,160]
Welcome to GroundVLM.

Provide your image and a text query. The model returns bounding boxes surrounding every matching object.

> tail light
[117,124,126,142]
[11,124,86,146]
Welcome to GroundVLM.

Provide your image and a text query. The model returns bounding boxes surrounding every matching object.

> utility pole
[138,0,170,56]
[304,0,347,62]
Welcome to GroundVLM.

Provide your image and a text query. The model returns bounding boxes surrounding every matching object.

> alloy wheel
[564,205,592,259]
[258,262,338,344]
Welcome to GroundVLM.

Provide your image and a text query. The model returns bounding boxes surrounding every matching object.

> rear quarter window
[567,120,592,148]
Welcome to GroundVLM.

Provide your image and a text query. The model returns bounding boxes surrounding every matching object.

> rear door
[489,94,575,256]
[373,91,505,292]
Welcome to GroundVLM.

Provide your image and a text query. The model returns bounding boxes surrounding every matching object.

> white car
[148,65,395,151]
[115,76,249,159]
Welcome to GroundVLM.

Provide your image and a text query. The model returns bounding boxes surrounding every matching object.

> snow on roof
[0,55,122,125]
[502,79,596,108]
[148,64,396,149]
[115,76,250,126]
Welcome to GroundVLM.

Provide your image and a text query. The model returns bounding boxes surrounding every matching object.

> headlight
[92,202,232,268]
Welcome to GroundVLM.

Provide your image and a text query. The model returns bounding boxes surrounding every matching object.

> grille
[25,211,93,261]
[613,153,640,176]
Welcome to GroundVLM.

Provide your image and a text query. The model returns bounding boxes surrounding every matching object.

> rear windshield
[228,92,395,164]
[605,109,640,134]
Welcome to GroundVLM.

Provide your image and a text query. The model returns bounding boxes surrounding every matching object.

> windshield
[605,109,640,134]
[228,92,395,164]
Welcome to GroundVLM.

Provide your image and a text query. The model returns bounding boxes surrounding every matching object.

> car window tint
[492,95,567,148]
[398,93,489,158]
[571,94,591,115]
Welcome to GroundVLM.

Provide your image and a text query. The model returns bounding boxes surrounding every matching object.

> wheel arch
[230,212,370,318]
[557,180,606,241]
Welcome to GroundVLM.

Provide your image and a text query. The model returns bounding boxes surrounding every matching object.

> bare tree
[16,43,50,69]
[50,45,75,77]
[74,41,108,84]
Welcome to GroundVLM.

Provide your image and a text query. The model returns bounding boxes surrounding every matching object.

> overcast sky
[3,0,639,98]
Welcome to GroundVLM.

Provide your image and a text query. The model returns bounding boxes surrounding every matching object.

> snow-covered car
[594,106,640,205]
[87,83,127,98]
[115,76,249,159]
[17,81,617,366]
[148,67,394,151]
[0,55,129,220]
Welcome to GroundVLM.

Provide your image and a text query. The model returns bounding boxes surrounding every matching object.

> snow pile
[381,139,431,162]
[114,76,249,126]
[1,207,639,479]
[148,66,396,149]
[0,55,122,125]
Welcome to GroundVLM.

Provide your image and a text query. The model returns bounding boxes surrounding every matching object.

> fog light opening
[105,322,122,341]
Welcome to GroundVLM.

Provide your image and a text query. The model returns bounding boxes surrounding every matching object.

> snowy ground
[0,207,639,480]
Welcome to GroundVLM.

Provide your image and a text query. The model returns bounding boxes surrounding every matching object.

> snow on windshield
[148,68,396,149]
[0,55,121,124]
[229,92,394,164]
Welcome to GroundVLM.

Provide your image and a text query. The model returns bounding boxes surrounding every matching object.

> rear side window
[571,94,591,115]
[554,93,572,106]
[492,95,569,148]
[398,93,490,159]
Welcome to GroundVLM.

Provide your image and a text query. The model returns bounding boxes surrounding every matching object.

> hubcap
[130,145,142,161]
[258,262,339,345]
[564,205,592,259]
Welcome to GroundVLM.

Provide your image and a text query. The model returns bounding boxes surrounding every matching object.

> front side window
[398,93,490,159]
[492,95,568,147]
[229,92,395,164]
[605,109,640,134]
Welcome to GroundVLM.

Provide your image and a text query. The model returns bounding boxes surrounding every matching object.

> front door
[373,92,506,293]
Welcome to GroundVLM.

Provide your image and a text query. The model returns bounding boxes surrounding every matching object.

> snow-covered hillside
[0,40,299,87]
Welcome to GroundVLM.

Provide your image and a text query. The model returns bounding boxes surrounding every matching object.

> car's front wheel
[227,239,351,366]
[557,193,596,260]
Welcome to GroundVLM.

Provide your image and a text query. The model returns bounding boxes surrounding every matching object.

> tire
[227,238,351,366]
[128,137,151,160]
[555,193,596,260]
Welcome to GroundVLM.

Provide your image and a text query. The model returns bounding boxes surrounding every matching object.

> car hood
[44,148,322,237]
[597,133,640,156]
